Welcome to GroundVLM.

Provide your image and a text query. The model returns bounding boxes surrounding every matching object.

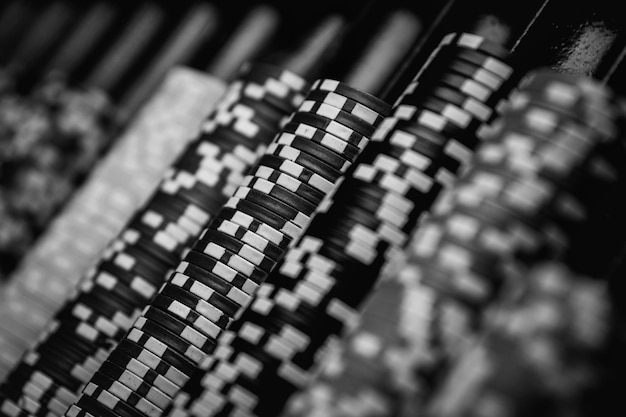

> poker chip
[308,79,392,116]
[273,133,354,171]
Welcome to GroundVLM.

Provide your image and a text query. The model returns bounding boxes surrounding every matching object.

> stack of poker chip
[0,75,115,281]
[423,261,612,417]
[163,32,517,417]
[392,68,626,412]
[0,62,310,417]
[274,32,523,417]
[65,78,389,417]
[0,68,227,378]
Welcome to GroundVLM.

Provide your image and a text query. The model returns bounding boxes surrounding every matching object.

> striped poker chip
[77,273,146,315]
[232,186,312,229]
[173,140,254,181]
[438,45,514,78]
[126,211,191,246]
[158,284,233,331]
[287,112,370,149]
[393,96,483,132]
[208,104,278,138]
[436,72,506,103]
[401,85,494,122]
[87,371,165,417]
[211,217,284,262]
[151,293,226,341]
[281,120,363,160]
[111,339,192,391]
[439,32,511,62]
[422,58,509,92]
[309,79,392,116]
[104,245,171,285]
[149,190,211,230]
[141,307,216,354]
[96,260,160,301]
[213,207,292,251]
[316,220,396,264]
[266,143,345,181]
[174,260,253,308]
[120,229,185,263]
[202,108,277,142]
[97,359,173,409]
[238,80,306,114]
[352,163,444,200]
[340,181,418,221]
[360,142,459,187]
[222,196,302,241]
[130,320,205,366]
[192,237,269,285]
[238,62,309,93]
[197,228,278,273]
[166,271,241,319]
[250,161,331,200]
[78,383,145,417]
[303,89,386,125]
[273,132,353,171]
[329,205,410,245]
[239,175,318,216]
[296,101,377,138]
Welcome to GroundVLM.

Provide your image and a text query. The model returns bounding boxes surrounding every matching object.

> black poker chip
[254,154,335,195]
[211,216,284,262]
[193,233,271,284]
[267,143,345,182]
[6,361,84,394]
[280,121,362,161]
[176,254,254,308]
[232,95,289,123]
[286,112,369,149]
[69,399,119,417]
[396,96,485,134]
[273,133,353,171]
[150,292,225,344]
[237,79,305,115]
[416,57,508,95]
[444,32,512,61]
[114,338,195,385]
[87,371,165,417]
[142,307,216,354]
[221,197,301,242]
[157,285,232,330]
[231,186,311,229]
[212,207,292,251]
[302,89,386,126]
[294,101,377,138]
[77,385,145,417]
[148,190,210,227]
[239,175,318,217]
[246,165,327,206]
[107,239,174,274]
[98,356,177,401]
[125,214,190,248]
[98,260,160,298]
[308,79,392,116]
[438,45,514,77]
[118,230,182,267]
[131,319,205,366]
[434,72,508,104]
[400,85,494,123]
[105,247,171,287]
[211,101,279,135]
[238,62,309,92]
[196,228,278,273]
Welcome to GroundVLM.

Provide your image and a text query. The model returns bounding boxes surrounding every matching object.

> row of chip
[0,62,310,417]
[157,32,519,417]
[395,68,626,414]
[65,80,390,417]
[0,68,227,378]
[0,76,114,281]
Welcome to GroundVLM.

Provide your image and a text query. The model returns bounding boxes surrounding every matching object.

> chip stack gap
[0,62,310,417]
[156,32,518,417]
[65,78,389,417]
[393,68,626,413]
